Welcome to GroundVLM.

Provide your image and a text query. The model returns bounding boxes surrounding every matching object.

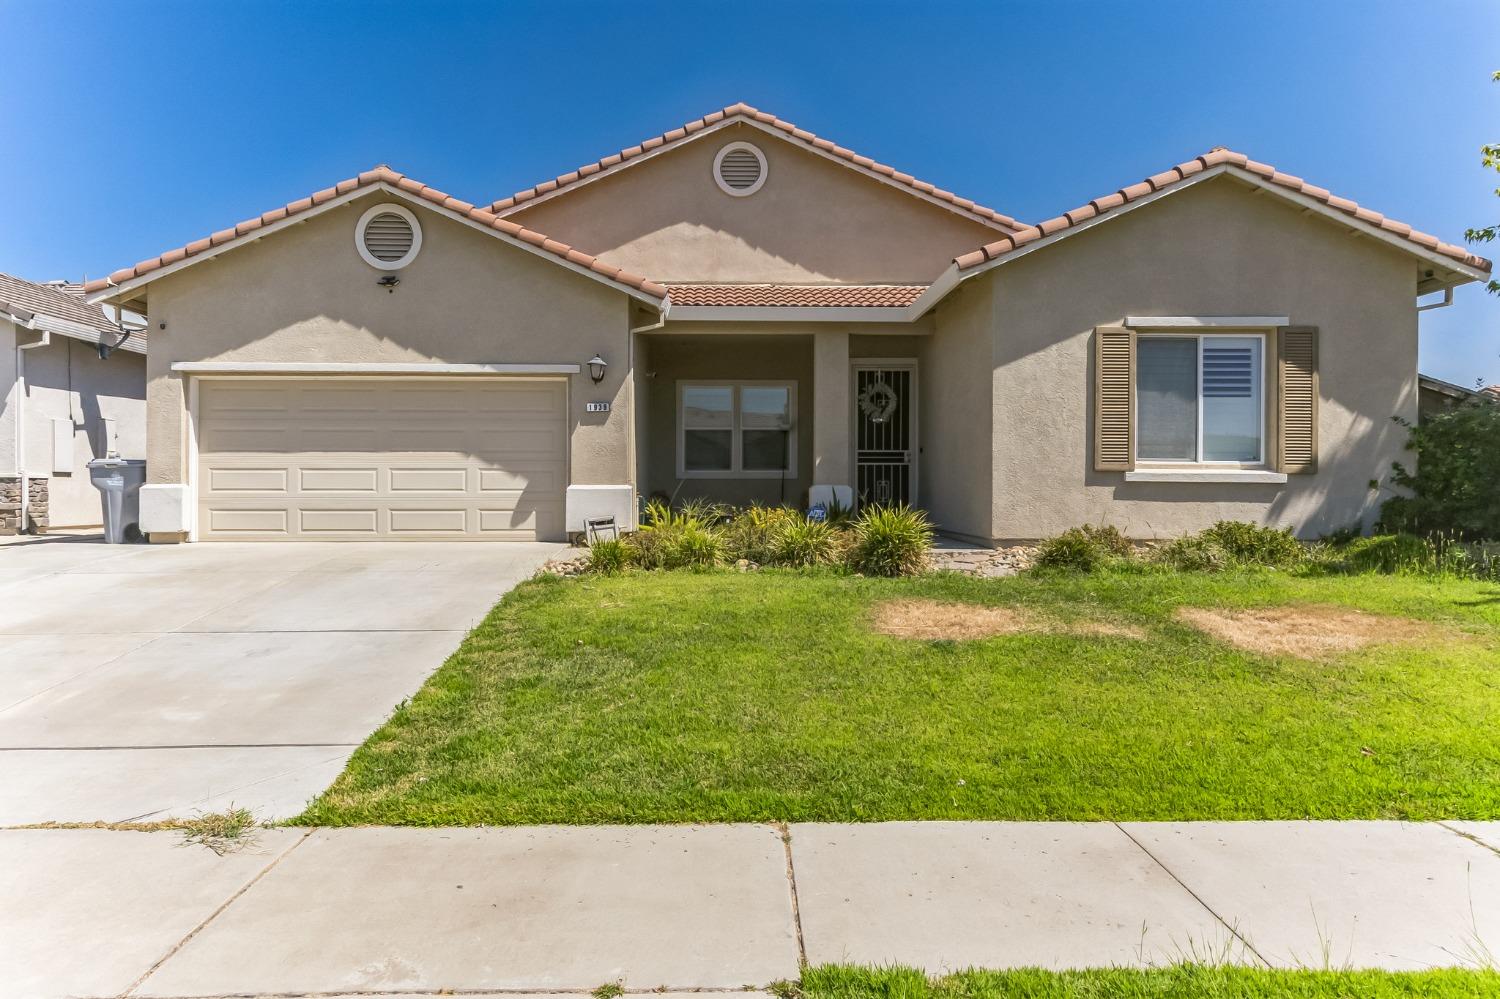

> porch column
[812,330,851,488]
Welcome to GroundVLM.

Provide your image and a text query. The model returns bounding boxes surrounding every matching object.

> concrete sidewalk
[6,820,1499,999]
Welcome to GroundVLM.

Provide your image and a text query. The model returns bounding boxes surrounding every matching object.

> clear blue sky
[2,0,1496,385]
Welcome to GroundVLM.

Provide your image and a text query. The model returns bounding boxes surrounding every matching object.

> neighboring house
[1,274,146,533]
[83,103,1490,544]
[1417,374,1499,421]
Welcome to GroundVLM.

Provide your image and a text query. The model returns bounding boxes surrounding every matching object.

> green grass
[297,568,1500,825]
[798,963,1500,999]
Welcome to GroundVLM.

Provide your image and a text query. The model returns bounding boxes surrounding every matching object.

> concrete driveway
[0,536,562,824]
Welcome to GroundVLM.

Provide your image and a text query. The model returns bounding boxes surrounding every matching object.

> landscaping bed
[298,567,1500,826]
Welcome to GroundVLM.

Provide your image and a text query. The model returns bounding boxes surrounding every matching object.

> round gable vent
[355,203,422,269]
[713,141,767,197]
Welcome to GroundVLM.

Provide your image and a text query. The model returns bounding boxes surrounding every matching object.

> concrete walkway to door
[4,820,1499,998]
[0,536,562,824]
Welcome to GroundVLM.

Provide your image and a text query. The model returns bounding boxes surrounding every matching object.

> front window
[1137,335,1263,464]
[678,381,796,477]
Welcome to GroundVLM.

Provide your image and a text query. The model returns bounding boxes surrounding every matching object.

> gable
[503,122,1005,284]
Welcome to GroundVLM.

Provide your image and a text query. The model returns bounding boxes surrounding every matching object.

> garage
[195,378,567,541]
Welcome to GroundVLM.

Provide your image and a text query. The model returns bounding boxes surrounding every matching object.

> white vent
[713,142,767,197]
[354,203,422,270]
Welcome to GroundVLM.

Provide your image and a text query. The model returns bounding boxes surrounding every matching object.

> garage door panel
[198,379,567,541]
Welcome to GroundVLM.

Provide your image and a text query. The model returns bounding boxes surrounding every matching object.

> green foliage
[1033,529,1107,572]
[1326,532,1499,580]
[1380,403,1500,540]
[1467,71,1500,294]
[1155,534,1230,572]
[846,504,933,576]
[1199,520,1305,567]
[719,504,800,564]
[584,538,629,575]
[774,517,841,567]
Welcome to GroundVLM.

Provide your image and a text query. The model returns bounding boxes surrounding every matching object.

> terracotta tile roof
[668,284,925,308]
[489,102,1022,232]
[82,166,669,302]
[954,148,1493,275]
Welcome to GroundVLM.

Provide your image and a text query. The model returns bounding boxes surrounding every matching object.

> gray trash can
[87,458,147,544]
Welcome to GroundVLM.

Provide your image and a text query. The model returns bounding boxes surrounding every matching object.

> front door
[852,362,917,509]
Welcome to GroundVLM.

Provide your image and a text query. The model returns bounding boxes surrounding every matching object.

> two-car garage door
[196,379,566,541]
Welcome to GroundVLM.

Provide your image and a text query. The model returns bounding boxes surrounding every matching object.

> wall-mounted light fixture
[377,275,400,293]
[587,353,608,384]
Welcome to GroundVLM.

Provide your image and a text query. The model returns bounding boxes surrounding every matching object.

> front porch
[632,331,924,513]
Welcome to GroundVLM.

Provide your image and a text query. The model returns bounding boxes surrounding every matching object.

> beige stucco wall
[921,281,997,540]
[141,191,639,491]
[505,123,1002,284]
[1,326,146,527]
[639,334,814,507]
[985,175,1419,541]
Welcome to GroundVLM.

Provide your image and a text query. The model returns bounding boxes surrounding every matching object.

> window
[1136,335,1263,464]
[678,382,795,477]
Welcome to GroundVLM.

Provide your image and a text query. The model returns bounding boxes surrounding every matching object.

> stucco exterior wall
[504,123,1002,284]
[986,176,1419,541]
[920,281,996,540]
[142,191,638,490]
[640,334,814,507]
[1,324,146,527]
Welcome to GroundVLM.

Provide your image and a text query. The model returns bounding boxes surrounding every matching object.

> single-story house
[83,103,1490,544]
[2,274,146,533]
[1418,373,1498,421]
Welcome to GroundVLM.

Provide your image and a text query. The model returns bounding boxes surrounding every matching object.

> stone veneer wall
[0,476,49,535]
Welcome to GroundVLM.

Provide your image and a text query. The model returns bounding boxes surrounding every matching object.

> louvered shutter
[363,212,415,262]
[1094,326,1135,471]
[1277,326,1318,473]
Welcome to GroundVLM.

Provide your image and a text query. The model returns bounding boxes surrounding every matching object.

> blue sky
[2,0,1496,384]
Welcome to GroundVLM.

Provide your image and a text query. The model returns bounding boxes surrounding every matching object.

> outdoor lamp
[587,353,608,383]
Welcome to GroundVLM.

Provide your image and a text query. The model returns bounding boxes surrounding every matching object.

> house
[82,103,1490,544]
[1418,373,1498,421]
[2,274,147,533]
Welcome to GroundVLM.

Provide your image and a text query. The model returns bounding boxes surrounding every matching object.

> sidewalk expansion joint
[1112,821,1271,969]
[1439,821,1500,859]
[777,821,808,968]
[121,827,315,997]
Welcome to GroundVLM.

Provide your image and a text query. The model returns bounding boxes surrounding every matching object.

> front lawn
[797,963,1500,999]
[299,568,1500,825]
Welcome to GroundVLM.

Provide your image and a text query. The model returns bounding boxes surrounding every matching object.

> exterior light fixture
[377,275,400,293]
[587,353,608,383]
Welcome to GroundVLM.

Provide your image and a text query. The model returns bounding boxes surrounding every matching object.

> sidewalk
[6,820,1499,999]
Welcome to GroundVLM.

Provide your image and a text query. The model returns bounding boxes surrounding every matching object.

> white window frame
[1135,332,1266,467]
[676,380,797,479]
[712,141,769,197]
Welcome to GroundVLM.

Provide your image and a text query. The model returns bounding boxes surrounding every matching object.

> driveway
[0,536,562,824]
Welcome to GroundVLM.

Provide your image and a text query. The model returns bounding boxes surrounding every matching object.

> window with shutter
[1094,326,1135,471]
[1277,327,1319,473]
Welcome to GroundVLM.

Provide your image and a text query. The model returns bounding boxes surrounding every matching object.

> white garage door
[196,379,566,541]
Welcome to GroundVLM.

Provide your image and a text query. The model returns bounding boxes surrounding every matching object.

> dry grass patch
[873,598,1144,641]
[1175,604,1434,659]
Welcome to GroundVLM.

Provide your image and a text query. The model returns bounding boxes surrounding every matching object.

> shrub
[1154,534,1230,572]
[774,518,840,567]
[585,538,629,575]
[1033,528,1107,572]
[628,499,724,569]
[660,523,724,569]
[720,505,799,564]
[845,504,932,577]
[1380,400,1500,539]
[1199,521,1304,568]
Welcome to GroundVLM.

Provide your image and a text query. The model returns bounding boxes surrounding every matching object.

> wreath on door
[858,379,899,424]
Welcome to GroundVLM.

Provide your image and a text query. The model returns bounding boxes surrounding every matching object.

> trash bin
[87,458,147,544]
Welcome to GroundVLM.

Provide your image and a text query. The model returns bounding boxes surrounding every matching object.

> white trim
[1126,315,1288,328]
[1124,469,1287,484]
[492,113,1018,234]
[948,163,1491,285]
[676,379,798,479]
[712,140,768,197]
[170,361,581,375]
[85,181,669,309]
[666,305,926,324]
[354,202,422,270]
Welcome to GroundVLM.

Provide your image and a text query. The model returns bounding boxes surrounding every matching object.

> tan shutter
[1277,326,1318,473]
[1094,326,1135,471]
